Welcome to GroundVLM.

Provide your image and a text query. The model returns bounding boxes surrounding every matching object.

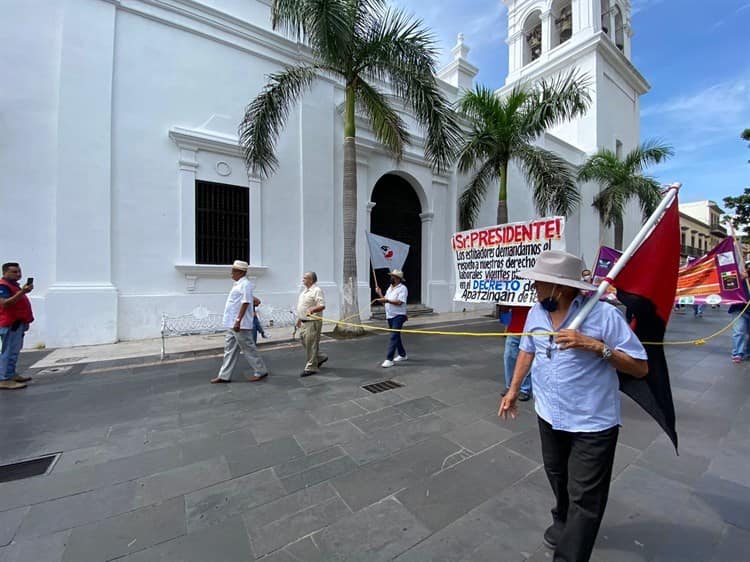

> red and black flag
[614,194,681,452]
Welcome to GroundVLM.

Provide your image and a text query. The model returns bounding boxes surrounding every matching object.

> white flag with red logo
[366,231,410,270]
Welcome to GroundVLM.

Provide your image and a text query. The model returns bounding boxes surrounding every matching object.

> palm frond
[355,8,460,171]
[522,69,591,138]
[239,65,318,177]
[623,139,673,171]
[577,149,621,183]
[517,145,581,217]
[356,80,410,157]
[271,0,306,38]
[459,86,504,124]
[456,129,497,174]
[458,161,497,230]
[592,183,627,227]
[631,175,663,220]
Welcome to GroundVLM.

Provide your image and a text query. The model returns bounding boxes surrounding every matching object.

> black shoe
[317,357,328,368]
[501,387,509,397]
[518,392,531,402]
[301,370,316,377]
[543,524,562,550]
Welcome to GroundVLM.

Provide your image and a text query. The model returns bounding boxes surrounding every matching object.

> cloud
[642,74,750,143]
[395,0,507,66]
[631,0,665,15]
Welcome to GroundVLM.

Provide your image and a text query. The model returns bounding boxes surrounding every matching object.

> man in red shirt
[0,263,34,390]
[502,306,532,400]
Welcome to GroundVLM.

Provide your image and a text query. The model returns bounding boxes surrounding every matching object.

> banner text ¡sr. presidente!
[451,217,563,250]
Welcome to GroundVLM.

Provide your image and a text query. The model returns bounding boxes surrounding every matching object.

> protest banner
[452,217,565,305]
[592,246,622,301]
[675,237,746,305]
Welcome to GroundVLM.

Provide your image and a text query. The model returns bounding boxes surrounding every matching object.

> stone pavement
[1,308,749,561]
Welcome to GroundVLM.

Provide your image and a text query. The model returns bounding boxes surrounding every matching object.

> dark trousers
[538,417,619,562]
[386,315,406,360]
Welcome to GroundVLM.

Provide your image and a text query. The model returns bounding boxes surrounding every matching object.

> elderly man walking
[297,271,327,377]
[210,260,268,384]
[499,251,648,562]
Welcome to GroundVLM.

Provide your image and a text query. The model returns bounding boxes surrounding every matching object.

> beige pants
[300,320,326,372]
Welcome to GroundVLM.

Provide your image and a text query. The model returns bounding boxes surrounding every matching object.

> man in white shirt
[211,260,269,383]
[296,271,327,377]
[375,269,408,368]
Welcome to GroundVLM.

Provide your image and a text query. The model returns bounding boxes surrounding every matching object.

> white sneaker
[393,355,408,362]
[381,359,394,368]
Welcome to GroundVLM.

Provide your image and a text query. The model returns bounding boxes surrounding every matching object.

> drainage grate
[0,453,60,483]
[362,380,403,394]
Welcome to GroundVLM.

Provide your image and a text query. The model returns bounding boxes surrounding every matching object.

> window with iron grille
[195,180,249,265]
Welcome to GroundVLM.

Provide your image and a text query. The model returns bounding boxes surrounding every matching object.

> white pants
[216,329,268,381]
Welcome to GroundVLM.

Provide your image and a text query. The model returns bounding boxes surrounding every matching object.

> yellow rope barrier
[309,299,750,347]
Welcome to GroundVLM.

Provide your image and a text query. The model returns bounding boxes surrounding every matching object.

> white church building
[1,0,648,348]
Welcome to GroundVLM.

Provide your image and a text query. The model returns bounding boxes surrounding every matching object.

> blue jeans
[504,335,531,394]
[251,315,265,345]
[386,315,407,360]
[732,312,750,359]
[0,324,27,380]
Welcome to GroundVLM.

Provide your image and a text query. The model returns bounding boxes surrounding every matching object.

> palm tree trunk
[497,160,509,225]
[335,85,364,336]
[614,218,624,250]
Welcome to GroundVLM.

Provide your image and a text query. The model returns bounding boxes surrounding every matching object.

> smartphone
[26,277,34,286]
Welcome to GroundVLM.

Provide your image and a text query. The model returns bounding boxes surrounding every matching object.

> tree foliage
[578,140,673,248]
[456,71,591,229]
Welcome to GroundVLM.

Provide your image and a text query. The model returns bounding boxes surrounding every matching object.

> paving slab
[61,496,186,562]
[0,508,27,548]
[121,516,253,562]
[331,436,462,512]
[396,443,540,532]
[15,481,137,539]
[0,530,70,562]
[243,482,351,556]
[185,468,287,532]
[4,310,747,561]
[311,497,431,561]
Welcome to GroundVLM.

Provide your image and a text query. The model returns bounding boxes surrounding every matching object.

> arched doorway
[370,174,422,304]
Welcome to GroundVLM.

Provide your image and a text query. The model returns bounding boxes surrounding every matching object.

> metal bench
[160,306,223,360]
[160,305,298,359]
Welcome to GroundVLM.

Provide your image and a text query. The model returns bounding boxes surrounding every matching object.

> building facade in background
[1,0,646,347]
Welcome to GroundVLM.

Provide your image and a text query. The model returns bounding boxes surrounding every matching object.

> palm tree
[457,71,591,229]
[240,0,460,335]
[577,140,674,249]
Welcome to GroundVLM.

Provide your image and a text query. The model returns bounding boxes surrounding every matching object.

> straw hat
[517,251,596,291]
[389,269,405,280]
[231,260,249,271]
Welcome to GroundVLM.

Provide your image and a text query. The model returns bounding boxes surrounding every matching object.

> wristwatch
[601,344,613,360]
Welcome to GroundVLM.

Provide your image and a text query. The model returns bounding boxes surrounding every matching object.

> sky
[395,0,750,205]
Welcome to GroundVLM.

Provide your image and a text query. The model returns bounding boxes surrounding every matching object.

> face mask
[583,274,592,282]
[540,286,560,312]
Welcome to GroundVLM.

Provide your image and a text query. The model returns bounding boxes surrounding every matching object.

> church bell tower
[501,0,650,253]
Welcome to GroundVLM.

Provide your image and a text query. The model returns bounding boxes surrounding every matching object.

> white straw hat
[231,260,249,271]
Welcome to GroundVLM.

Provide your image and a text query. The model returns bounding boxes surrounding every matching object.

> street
[1,308,748,561]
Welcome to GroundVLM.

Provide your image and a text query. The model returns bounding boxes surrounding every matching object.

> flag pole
[569,183,681,331]
[371,263,381,295]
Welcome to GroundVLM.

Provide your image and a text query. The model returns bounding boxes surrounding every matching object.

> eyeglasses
[547,334,554,359]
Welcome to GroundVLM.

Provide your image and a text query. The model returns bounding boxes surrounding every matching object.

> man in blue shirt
[499,251,648,562]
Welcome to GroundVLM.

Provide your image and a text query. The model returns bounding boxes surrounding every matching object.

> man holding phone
[0,262,34,390]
